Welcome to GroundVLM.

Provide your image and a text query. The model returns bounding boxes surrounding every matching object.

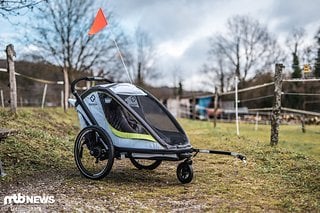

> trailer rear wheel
[74,126,114,180]
[176,161,193,184]
[130,158,162,170]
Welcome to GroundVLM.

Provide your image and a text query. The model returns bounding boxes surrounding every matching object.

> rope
[248,108,273,111]
[220,82,274,96]
[249,107,320,116]
[240,94,274,103]
[283,92,320,96]
[15,72,64,85]
[282,107,320,116]
[0,68,64,85]
[283,78,320,82]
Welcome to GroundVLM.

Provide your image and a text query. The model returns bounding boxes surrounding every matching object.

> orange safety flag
[88,8,108,35]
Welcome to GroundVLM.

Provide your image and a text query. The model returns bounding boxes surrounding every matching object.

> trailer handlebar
[71,77,113,95]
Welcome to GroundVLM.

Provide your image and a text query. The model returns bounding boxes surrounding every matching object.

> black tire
[176,162,193,184]
[130,158,162,170]
[74,126,114,180]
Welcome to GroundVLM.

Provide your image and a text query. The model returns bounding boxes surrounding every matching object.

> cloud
[109,0,223,42]
[107,0,319,90]
[269,0,320,33]
[1,0,319,90]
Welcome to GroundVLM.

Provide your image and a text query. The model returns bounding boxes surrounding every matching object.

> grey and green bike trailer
[70,77,246,183]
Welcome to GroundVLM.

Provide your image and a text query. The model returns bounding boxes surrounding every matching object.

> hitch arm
[193,148,247,164]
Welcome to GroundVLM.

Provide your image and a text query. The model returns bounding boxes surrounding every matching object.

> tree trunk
[235,38,241,80]
[137,62,143,86]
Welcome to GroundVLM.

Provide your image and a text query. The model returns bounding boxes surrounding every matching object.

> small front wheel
[176,161,193,184]
[74,126,114,180]
[130,158,162,170]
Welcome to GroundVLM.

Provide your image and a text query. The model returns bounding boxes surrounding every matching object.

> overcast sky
[1,0,320,90]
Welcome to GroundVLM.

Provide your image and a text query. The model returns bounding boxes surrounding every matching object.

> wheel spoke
[74,126,114,180]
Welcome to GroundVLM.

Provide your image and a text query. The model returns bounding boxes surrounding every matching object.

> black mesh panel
[119,94,188,146]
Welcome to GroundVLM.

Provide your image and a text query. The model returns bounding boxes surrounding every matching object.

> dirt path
[0,161,211,212]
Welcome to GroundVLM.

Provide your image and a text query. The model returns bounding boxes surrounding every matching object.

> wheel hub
[90,146,102,158]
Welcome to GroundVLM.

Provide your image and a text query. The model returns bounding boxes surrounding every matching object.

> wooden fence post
[301,115,306,133]
[6,44,17,113]
[61,90,64,108]
[63,66,69,112]
[270,64,284,146]
[0,89,4,108]
[176,95,180,118]
[255,112,259,131]
[41,83,48,109]
[192,96,196,119]
[213,86,218,128]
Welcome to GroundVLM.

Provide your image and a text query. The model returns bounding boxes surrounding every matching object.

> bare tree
[27,0,128,111]
[0,0,44,16]
[315,28,320,77]
[302,46,313,65]
[132,27,158,86]
[286,28,305,56]
[286,27,306,78]
[171,65,183,97]
[201,46,233,93]
[210,15,282,84]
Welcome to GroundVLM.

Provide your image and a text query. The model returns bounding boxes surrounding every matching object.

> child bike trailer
[69,77,246,184]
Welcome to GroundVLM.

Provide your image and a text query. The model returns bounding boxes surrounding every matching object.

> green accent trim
[109,126,156,142]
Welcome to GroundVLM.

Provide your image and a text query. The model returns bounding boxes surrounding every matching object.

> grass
[0,108,319,211]
[197,121,320,161]
[0,108,77,178]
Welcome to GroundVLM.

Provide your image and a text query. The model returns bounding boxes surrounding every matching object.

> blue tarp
[197,97,212,118]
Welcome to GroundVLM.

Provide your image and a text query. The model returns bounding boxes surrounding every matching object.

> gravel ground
[0,161,211,212]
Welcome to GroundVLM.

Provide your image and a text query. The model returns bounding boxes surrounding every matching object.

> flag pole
[88,8,133,84]
[110,30,133,84]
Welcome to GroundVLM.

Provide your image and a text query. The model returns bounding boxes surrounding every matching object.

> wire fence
[1,61,320,120]
[167,76,320,129]
[1,49,319,142]
[0,68,65,108]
